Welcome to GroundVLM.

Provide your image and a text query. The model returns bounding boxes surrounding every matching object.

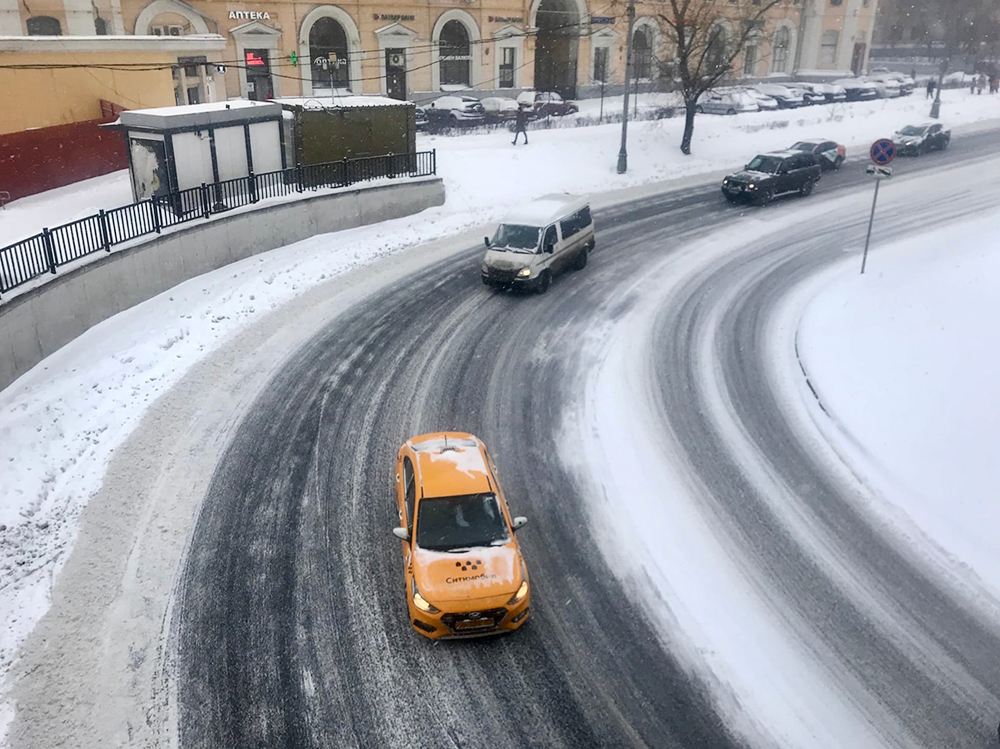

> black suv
[722,151,822,206]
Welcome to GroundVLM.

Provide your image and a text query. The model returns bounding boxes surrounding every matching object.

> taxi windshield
[416,493,510,551]
[491,224,541,253]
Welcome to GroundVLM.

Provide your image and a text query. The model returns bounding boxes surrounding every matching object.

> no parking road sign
[870,139,896,165]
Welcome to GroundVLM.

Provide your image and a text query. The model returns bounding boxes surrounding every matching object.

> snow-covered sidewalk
[3,87,1000,251]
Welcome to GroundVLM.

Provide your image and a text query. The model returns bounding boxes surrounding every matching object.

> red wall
[0,118,128,201]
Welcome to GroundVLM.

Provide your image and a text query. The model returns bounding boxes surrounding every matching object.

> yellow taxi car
[392,432,530,639]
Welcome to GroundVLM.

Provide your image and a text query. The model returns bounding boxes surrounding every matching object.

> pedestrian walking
[979,74,988,94]
[991,76,998,94]
[910,67,917,81]
[926,78,936,99]
[512,104,529,146]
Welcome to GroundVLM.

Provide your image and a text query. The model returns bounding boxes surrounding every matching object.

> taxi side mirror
[392,527,410,541]
[512,516,528,531]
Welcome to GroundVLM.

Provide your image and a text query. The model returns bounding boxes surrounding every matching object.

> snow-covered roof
[117,99,280,130]
[275,96,412,109]
[501,194,588,227]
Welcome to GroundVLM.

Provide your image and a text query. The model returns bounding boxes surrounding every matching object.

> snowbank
[797,214,1000,600]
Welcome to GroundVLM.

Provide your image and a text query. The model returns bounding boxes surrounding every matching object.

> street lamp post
[616,0,636,174]
[930,57,947,119]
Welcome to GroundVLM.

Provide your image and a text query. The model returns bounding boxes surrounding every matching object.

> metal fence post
[296,163,304,193]
[98,209,111,252]
[200,183,210,219]
[152,197,162,234]
[250,172,258,204]
[432,148,437,175]
[343,158,350,187]
[42,228,57,274]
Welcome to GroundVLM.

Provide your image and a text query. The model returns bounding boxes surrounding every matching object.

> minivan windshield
[416,493,510,551]
[491,224,541,253]
[745,155,782,173]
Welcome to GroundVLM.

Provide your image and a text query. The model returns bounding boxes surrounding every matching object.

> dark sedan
[789,139,846,170]
[892,123,951,155]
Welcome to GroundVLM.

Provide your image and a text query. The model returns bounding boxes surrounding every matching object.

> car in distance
[789,139,846,170]
[738,87,779,110]
[834,78,879,101]
[892,122,951,155]
[869,72,914,95]
[482,194,594,293]
[415,105,429,131]
[784,83,827,106]
[696,90,759,115]
[425,95,486,127]
[753,83,805,108]
[722,151,822,206]
[799,81,848,103]
[481,96,520,123]
[393,432,531,639]
[516,90,579,117]
[860,75,902,98]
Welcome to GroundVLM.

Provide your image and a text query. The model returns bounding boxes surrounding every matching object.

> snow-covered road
[4,115,1000,747]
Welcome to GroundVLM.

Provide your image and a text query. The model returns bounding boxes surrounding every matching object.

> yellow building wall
[0,50,178,134]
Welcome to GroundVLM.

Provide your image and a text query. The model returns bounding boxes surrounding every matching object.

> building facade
[2,0,878,104]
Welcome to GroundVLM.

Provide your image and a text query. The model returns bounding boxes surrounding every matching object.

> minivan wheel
[799,179,814,197]
[536,271,551,294]
[574,247,588,270]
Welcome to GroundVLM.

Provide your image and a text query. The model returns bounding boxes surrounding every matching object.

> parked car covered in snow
[872,72,915,95]
[415,105,429,131]
[784,83,827,106]
[789,139,846,170]
[480,96,520,122]
[696,90,760,115]
[516,90,579,117]
[798,82,848,103]
[892,122,951,155]
[753,83,805,108]
[739,87,779,110]
[860,75,902,98]
[834,78,879,101]
[425,95,486,127]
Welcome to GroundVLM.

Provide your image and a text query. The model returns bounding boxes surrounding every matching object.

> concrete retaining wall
[0,177,445,392]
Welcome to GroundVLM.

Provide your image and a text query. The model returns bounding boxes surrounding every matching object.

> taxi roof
[408,432,494,498]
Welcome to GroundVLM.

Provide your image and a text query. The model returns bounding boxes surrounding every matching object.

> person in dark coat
[926,78,936,99]
[513,104,529,145]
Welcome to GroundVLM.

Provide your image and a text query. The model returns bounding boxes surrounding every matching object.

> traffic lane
[174,202,749,748]
[647,161,1000,746]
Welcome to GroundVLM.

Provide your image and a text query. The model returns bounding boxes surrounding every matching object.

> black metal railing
[0,150,436,298]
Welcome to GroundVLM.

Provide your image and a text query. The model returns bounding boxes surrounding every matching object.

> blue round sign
[870,139,896,165]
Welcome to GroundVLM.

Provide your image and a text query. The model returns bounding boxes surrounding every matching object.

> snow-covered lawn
[3,87,1000,250]
[797,215,1000,600]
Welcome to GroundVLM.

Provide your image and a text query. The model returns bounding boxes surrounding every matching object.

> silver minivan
[480,194,594,294]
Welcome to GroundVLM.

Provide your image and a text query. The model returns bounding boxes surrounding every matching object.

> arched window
[27,16,61,35]
[773,26,790,73]
[633,28,652,79]
[95,15,108,35]
[439,20,471,87]
[706,27,727,74]
[310,17,350,89]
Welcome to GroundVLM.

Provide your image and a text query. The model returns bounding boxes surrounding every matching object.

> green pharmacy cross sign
[289,51,298,67]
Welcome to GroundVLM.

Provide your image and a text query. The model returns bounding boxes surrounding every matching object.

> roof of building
[500,193,588,227]
[409,432,493,499]
[116,99,281,130]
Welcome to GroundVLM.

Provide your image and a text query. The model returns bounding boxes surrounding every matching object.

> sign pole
[861,177,880,275]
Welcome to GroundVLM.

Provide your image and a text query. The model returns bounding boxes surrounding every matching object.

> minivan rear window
[492,224,541,253]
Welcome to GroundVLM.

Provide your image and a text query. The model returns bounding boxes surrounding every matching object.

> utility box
[112,100,284,203]
[276,96,415,166]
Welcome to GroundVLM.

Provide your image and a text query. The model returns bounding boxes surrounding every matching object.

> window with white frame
[593,45,609,82]
[820,29,839,65]
[772,26,790,73]
[633,27,652,79]
[743,44,757,76]
[439,20,472,87]
[499,47,515,88]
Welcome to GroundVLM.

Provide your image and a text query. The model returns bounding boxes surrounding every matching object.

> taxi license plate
[455,618,492,630]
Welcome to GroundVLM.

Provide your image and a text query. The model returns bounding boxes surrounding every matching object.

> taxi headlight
[412,578,440,614]
[517,268,532,278]
[507,580,529,606]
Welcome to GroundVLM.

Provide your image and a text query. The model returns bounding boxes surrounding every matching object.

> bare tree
[652,0,783,155]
